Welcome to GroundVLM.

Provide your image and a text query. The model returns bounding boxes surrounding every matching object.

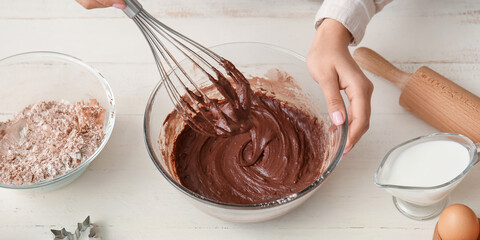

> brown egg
[437,204,479,240]
[433,223,442,240]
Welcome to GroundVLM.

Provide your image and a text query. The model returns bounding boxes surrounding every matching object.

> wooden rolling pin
[353,47,480,144]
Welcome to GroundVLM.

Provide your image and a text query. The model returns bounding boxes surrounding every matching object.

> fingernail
[112,3,126,9]
[332,111,344,126]
[343,145,352,157]
[344,145,352,154]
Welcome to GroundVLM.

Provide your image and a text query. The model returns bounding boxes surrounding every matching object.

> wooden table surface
[1,0,480,239]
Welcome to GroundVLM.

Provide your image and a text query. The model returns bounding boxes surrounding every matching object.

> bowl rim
[0,51,116,189]
[144,42,348,209]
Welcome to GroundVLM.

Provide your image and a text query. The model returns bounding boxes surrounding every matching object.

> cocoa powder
[0,99,105,185]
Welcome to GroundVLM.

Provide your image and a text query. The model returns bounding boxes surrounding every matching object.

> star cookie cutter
[51,216,99,240]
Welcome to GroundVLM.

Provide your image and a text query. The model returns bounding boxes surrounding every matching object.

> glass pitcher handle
[476,142,480,164]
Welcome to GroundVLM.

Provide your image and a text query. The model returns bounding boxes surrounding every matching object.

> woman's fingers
[344,83,373,152]
[75,0,125,9]
[308,18,375,156]
[307,56,347,127]
[340,62,374,153]
[75,0,108,9]
[308,46,373,156]
[98,0,126,9]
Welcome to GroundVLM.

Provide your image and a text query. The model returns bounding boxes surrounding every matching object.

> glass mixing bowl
[0,52,115,192]
[144,42,347,222]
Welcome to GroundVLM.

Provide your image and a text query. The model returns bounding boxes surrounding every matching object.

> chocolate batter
[183,59,252,137]
[172,92,326,205]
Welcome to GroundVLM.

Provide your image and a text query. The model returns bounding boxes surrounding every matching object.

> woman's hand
[75,0,126,9]
[307,18,373,155]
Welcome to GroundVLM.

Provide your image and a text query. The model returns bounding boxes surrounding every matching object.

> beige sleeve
[315,0,393,45]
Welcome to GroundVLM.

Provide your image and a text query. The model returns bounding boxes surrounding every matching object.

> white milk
[384,140,470,187]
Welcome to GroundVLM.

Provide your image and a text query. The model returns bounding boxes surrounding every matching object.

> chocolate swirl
[173,93,326,205]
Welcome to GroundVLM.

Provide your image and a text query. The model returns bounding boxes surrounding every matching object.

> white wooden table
[1,0,479,239]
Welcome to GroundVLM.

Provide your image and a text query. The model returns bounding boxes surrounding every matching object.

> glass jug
[375,133,480,220]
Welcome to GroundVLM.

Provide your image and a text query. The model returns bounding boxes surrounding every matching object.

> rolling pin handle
[353,47,410,90]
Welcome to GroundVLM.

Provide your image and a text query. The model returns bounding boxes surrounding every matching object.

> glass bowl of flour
[0,52,115,192]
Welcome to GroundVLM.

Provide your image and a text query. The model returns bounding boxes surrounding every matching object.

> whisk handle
[123,0,143,18]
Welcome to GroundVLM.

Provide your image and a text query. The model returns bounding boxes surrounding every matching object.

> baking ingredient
[183,59,253,137]
[161,65,329,204]
[171,92,325,204]
[383,140,470,187]
[437,204,479,240]
[433,223,441,240]
[0,99,105,185]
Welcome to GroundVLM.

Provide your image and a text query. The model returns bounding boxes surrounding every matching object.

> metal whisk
[123,0,252,136]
